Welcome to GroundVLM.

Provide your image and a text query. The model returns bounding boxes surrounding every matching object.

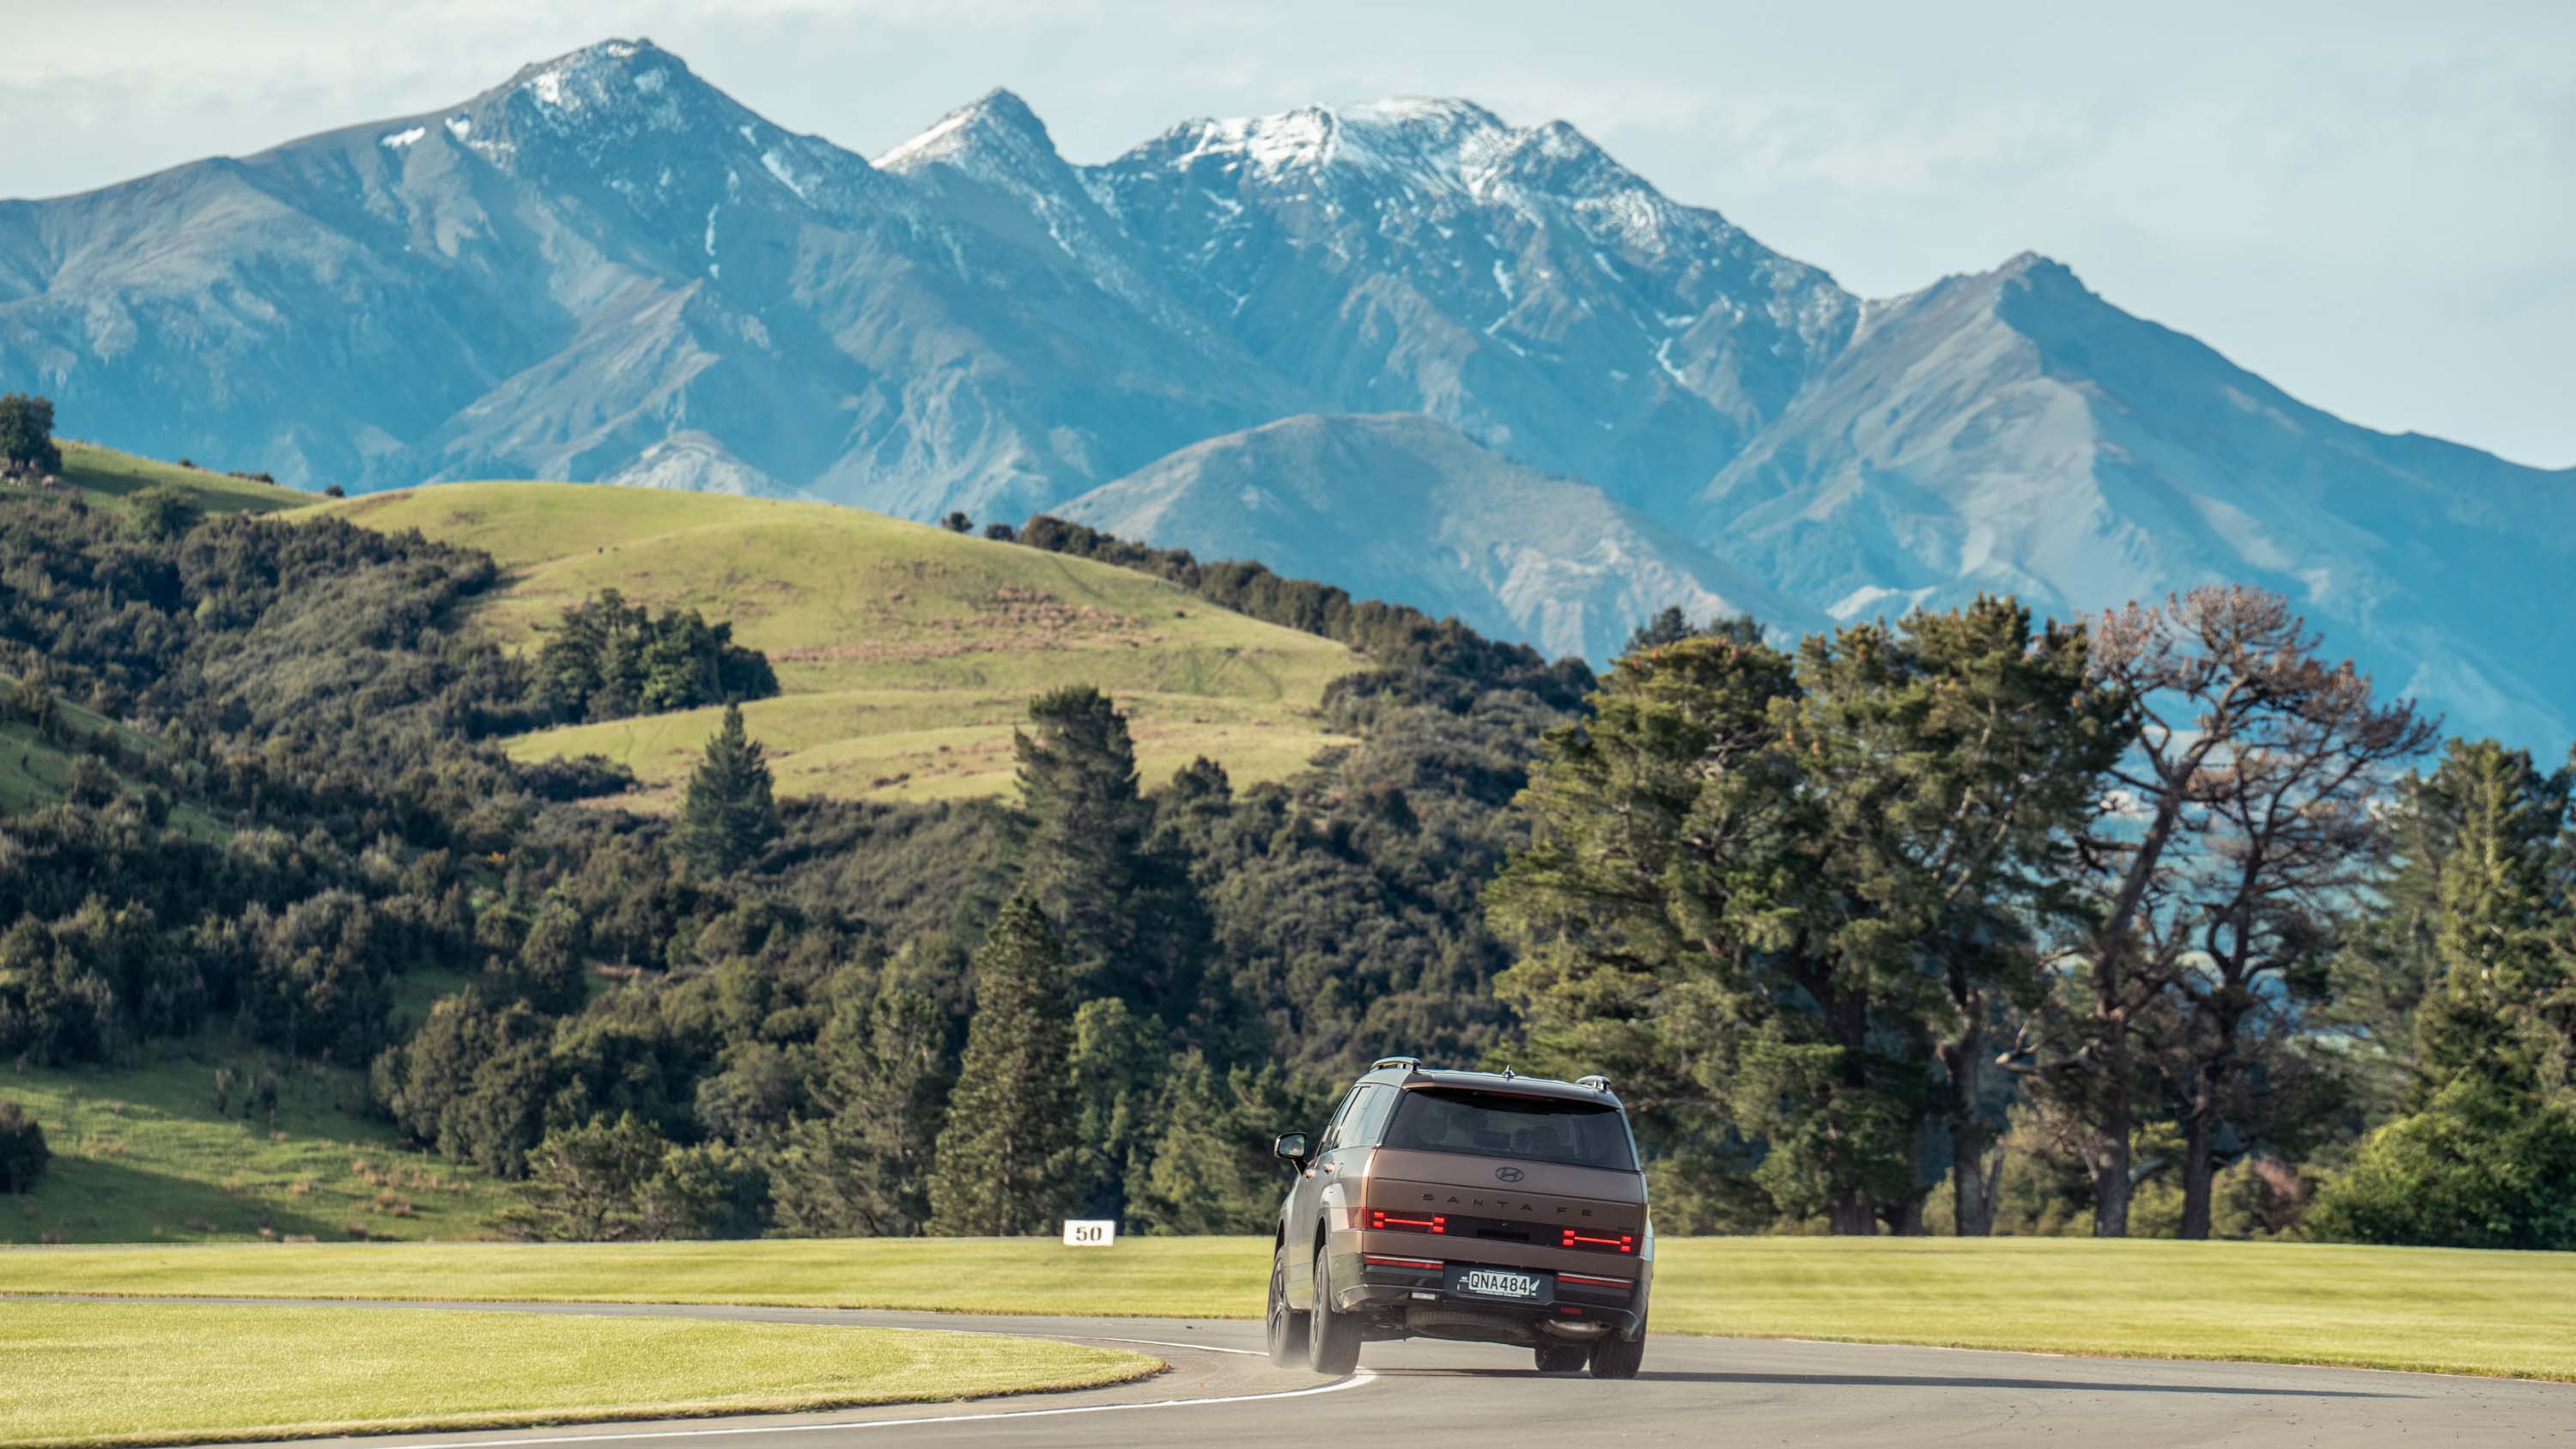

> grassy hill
[0,1042,507,1245]
[306,484,1365,805]
[53,441,311,516]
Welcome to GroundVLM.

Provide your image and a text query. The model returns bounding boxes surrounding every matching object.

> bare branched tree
[2010,587,2433,1235]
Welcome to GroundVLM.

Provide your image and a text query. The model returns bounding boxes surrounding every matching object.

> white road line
[396,1372,1377,1446]
[1085,1336,1265,1357]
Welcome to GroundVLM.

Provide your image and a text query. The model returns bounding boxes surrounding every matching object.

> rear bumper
[1331,1247,1649,1343]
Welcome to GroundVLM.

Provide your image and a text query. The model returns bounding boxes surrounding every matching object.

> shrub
[0,1100,51,1193]
[2310,1076,2576,1250]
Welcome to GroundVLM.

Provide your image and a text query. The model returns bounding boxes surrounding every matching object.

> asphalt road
[149,1299,2576,1448]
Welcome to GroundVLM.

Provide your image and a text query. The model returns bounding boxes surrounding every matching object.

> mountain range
[3,39,2568,744]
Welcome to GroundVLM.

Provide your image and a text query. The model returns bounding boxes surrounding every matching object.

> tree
[677,703,779,876]
[926,893,1080,1234]
[0,393,60,476]
[982,522,1017,543]
[2310,1074,2576,1250]
[499,1113,670,1240]
[770,985,953,1237]
[0,1100,49,1193]
[125,483,202,539]
[500,1112,767,1240]
[1068,996,1164,1221]
[942,511,973,533]
[1012,686,1207,1017]
[1127,1055,1323,1234]
[1493,601,2122,1233]
[2020,588,2436,1237]
[2310,740,2576,1249]
[1620,606,1761,659]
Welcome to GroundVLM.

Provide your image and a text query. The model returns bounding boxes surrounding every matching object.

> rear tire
[1534,1343,1589,1374]
[1306,1245,1364,1376]
[1589,1324,1646,1379]
[1266,1244,1309,1369]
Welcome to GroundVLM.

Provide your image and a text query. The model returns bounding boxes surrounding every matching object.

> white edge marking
[404,1370,1375,1446]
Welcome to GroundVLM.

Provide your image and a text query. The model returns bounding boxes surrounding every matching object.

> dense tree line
[1492,588,2576,1245]
[15,479,2560,1248]
[3,485,1573,1237]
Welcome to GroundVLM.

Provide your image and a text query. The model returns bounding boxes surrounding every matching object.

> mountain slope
[6,41,2572,745]
[307,483,1363,803]
[1696,254,2576,746]
[1054,412,1823,661]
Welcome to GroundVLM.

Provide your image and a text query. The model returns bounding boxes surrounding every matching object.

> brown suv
[1264,1057,1652,1379]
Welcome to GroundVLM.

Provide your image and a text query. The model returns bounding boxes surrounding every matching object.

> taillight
[1558,1270,1633,1288]
[1559,1228,1636,1254]
[1362,1253,1444,1270]
[1368,1209,1446,1234]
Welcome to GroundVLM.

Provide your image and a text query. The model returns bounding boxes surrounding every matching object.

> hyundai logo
[1495,1166,1525,1183]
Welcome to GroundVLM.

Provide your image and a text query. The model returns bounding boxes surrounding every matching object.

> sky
[6,0,2569,467]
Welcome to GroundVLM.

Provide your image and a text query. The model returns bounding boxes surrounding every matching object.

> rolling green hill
[306,484,1365,805]
[53,441,311,516]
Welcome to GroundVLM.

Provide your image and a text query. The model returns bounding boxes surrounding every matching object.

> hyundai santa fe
[1265,1056,1652,1379]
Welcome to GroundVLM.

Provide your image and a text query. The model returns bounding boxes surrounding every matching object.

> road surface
[137,1299,2576,1447]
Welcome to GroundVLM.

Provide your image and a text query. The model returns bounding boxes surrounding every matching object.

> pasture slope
[0,1044,508,1247]
[54,441,309,516]
[304,484,1364,805]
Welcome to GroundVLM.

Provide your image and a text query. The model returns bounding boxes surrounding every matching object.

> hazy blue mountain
[3,39,2570,745]
[1054,412,1825,661]
[1694,253,2576,746]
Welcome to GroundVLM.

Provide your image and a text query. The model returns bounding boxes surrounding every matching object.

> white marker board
[1062,1219,1118,1247]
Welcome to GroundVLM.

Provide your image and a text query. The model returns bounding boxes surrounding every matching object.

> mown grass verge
[8,1234,2576,1381]
[1,1300,1157,1448]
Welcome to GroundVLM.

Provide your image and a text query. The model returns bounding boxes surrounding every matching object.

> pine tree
[771,985,952,1237]
[677,703,778,876]
[1067,996,1163,1221]
[1013,686,1207,1016]
[926,893,1080,1235]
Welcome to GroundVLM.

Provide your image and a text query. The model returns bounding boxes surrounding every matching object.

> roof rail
[1576,1074,1613,1093]
[1372,1056,1423,1073]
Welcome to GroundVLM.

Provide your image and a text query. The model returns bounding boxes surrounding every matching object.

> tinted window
[1345,1085,1398,1147]
[1382,1088,1636,1171]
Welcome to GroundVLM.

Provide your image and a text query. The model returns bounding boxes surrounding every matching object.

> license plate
[1455,1269,1544,1300]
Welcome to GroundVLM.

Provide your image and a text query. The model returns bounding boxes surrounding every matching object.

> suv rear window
[1381,1087,1636,1171]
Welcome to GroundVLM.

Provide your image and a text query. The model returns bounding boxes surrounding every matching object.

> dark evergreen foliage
[677,703,780,877]
[532,589,778,723]
[0,393,60,477]
[0,1099,48,1192]
[926,892,1081,1233]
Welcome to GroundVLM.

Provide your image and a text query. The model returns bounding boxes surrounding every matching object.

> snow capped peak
[875,87,1060,174]
[1140,96,1516,185]
[507,38,683,110]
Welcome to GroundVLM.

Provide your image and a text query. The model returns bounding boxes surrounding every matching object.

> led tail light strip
[1559,1228,1637,1254]
[1368,1209,1447,1234]
[1362,1253,1446,1270]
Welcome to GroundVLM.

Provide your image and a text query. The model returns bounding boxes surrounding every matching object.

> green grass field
[0,1046,509,1245]
[3,1300,1156,1449]
[53,441,310,516]
[307,484,1362,804]
[9,1235,2575,1382]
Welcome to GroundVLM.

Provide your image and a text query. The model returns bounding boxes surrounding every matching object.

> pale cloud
[3,0,2568,466]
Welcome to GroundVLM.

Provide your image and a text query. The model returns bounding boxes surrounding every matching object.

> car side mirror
[1273,1131,1309,1167]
